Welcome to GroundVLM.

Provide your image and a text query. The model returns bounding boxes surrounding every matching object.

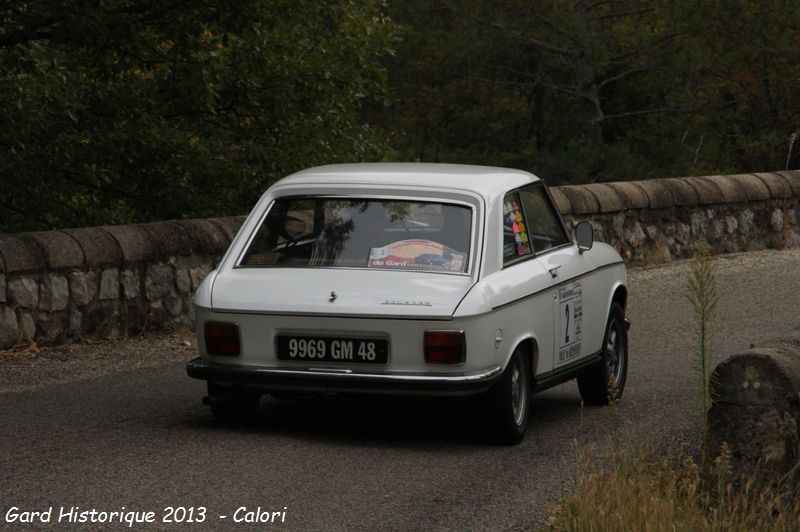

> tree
[375,1,800,183]
[0,1,397,232]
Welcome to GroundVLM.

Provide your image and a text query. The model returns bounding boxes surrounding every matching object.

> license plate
[276,335,388,364]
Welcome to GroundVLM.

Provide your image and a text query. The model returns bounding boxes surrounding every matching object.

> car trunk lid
[211,269,474,319]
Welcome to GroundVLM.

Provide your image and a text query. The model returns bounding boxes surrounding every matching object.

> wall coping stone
[775,170,800,196]
[661,178,699,207]
[635,179,674,209]
[549,188,572,215]
[681,176,722,205]
[729,174,770,202]
[208,216,247,242]
[63,227,122,267]
[559,185,599,215]
[585,183,623,213]
[0,235,46,273]
[27,231,85,270]
[605,181,649,210]
[173,219,231,255]
[701,175,749,203]
[101,224,159,262]
[138,220,196,257]
[754,172,792,199]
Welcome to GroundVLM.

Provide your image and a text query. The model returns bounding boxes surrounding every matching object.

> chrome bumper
[186,357,502,397]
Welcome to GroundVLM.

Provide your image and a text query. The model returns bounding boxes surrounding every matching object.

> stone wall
[1,170,799,349]
[0,217,244,349]
[554,171,800,263]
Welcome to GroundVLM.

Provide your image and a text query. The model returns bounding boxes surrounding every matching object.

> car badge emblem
[329,291,337,302]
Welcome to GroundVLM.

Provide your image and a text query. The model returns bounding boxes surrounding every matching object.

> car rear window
[239,198,472,273]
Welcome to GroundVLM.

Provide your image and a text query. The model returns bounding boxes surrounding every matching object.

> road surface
[1,248,798,530]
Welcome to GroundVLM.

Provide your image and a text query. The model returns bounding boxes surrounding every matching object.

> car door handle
[548,265,561,278]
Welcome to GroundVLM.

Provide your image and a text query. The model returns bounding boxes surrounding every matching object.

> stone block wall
[1,170,799,349]
[0,217,244,349]
[556,171,800,263]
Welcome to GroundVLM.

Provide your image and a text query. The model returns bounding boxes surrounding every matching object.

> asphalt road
[1,248,799,531]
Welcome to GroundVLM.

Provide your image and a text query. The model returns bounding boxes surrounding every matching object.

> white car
[187,163,629,444]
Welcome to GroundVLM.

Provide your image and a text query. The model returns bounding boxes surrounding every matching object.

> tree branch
[490,22,581,57]
[592,7,656,21]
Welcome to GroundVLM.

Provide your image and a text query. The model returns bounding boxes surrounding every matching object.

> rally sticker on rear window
[368,240,467,272]
[557,281,583,365]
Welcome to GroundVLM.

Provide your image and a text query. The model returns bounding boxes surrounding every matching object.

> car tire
[484,346,530,445]
[578,302,628,405]
[207,381,260,422]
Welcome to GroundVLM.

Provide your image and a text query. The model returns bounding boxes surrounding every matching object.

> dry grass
[546,443,800,531]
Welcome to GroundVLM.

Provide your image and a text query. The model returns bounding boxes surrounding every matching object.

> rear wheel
[484,346,530,445]
[578,303,628,405]
[206,381,260,422]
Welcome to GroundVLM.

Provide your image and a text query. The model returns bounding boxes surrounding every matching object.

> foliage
[375,1,800,183]
[4,2,800,231]
[0,1,396,232]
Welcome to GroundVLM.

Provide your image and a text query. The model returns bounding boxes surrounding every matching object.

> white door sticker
[558,282,583,364]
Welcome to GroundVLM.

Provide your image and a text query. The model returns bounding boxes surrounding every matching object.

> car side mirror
[576,221,594,253]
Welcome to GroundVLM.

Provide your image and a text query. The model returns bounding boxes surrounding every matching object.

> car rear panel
[195,305,497,377]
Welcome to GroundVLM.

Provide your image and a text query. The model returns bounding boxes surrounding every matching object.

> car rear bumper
[186,357,502,397]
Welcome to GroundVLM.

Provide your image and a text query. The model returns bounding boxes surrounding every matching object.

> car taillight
[424,331,465,364]
[204,322,241,357]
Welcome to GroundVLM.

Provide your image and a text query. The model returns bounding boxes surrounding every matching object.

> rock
[623,221,646,248]
[0,274,5,303]
[164,295,183,317]
[68,308,83,336]
[36,313,65,345]
[690,211,707,237]
[99,268,120,300]
[9,278,39,309]
[738,209,755,234]
[770,209,784,233]
[190,266,211,290]
[786,208,797,227]
[0,307,18,349]
[707,330,800,489]
[724,216,738,235]
[675,222,691,245]
[175,269,192,293]
[121,270,139,299]
[605,213,624,242]
[145,263,174,301]
[69,271,97,306]
[709,219,724,241]
[19,313,35,342]
[40,274,69,311]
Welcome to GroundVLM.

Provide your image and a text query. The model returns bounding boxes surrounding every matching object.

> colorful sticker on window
[506,197,530,256]
[368,240,467,272]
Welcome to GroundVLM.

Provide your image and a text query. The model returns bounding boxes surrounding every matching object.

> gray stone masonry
[0,171,798,349]
[40,274,69,312]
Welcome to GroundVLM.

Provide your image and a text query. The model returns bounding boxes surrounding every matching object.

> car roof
[276,163,541,200]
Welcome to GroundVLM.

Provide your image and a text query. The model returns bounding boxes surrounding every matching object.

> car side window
[519,185,569,253]
[502,191,532,265]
